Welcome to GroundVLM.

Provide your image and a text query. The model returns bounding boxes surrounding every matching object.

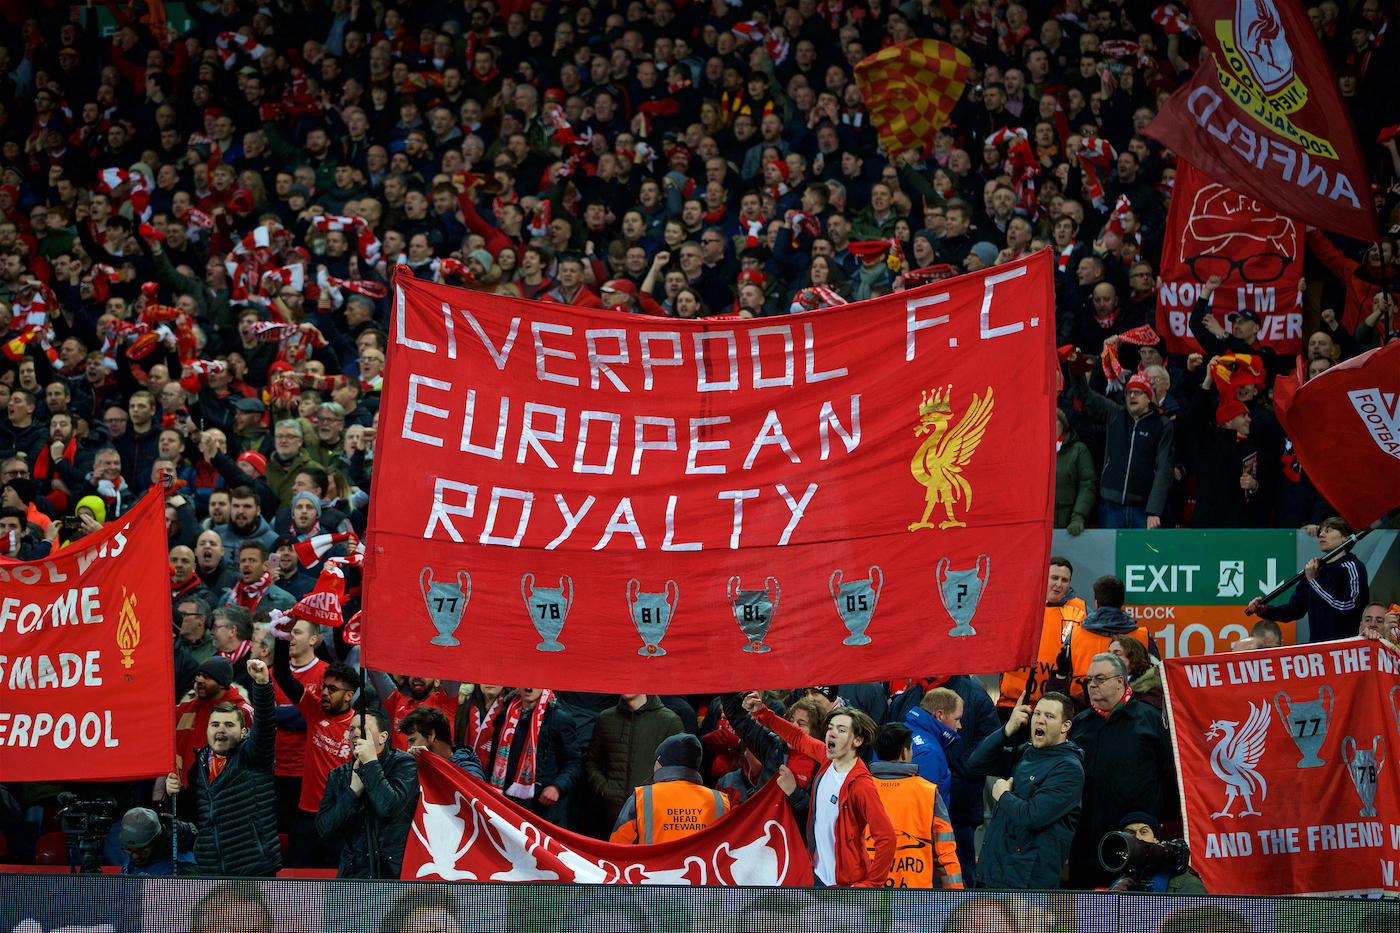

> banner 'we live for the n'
[364,253,1057,692]
[1167,639,1400,896]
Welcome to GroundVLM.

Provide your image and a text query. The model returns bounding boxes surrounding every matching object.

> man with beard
[271,534,317,600]
[271,617,327,834]
[167,659,281,877]
[272,621,360,868]
[214,487,278,568]
[171,658,254,796]
[222,540,296,614]
[194,530,239,594]
[372,673,461,751]
[170,545,209,605]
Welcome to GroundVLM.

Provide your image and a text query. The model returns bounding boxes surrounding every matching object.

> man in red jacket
[799,708,896,887]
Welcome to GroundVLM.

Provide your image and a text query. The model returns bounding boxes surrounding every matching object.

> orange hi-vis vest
[865,771,964,889]
[998,598,1088,708]
[1065,619,1154,679]
[610,780,729,845]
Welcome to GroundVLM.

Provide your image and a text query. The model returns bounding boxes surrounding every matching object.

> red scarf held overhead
[488,689,554,800]
[229,571,272,610]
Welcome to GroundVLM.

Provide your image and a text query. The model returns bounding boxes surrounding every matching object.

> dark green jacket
[1055,427,1097,526]
[582,696,683,827]
[968,730,1083,889]
[185,679,280,877]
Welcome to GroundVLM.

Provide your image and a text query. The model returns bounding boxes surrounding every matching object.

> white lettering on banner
[695,332,739,392]
[803,324,847,382]
[1255,827,1302,854]
[750,326,795,388]
[819,397,861,460]
[632,417,677,474]
[533,322,579,386]
[905,293,950,360]
[461,391,509,458]
[687,417,730,474]
[1347,388,1400,459]
[744,411,800,469]
[662,495,702,551]
[1125,564,1201,593]
[1186,87,1363,209]
[0,587,105,634]
[402,375,451,447]
[639,332,683,389]
[459,308,520,369]
[423,480,477,542]
[1202,832,1254,858]
[1277,653,1328,679]
[546,495,596,550]
[0,711,118,748]
[981,266,1032,338]
[776,483,818,546]
[1329,646,1372,674]
[586,329,630,392]
[593,498,645,550]
[1,548,117,584]
[441,302,457,359]
[573,412,622,475]
[1304,823,1385,851]
[518,404,566,468]
[0,652,98,687]
[718,489,761,548]
[479,488,534,546]
[395,285,437,353]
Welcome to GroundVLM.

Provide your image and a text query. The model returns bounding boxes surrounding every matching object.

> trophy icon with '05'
[420,568,471,646]
[729,575,779,653]
[627,579,679,656]
[522,574,572,652]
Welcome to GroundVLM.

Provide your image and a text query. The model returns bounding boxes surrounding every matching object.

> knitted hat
[655,733,703,771]
[197,657,235,688]
[292,491,323,517]
[1118,811,1160,836]
[1216,398,1248,427]
[237,450,267,475]
[969,241,999,266]
[1124,373,1154,397]
[808,686,840,702]
[766,159,790,182]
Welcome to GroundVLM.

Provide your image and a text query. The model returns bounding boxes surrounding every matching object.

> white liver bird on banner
[1206,702,1271,818]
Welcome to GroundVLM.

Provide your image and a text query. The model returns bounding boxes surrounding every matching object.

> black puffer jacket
[315,747,419,879]
[185,678,280,877]
[486,699,582,826]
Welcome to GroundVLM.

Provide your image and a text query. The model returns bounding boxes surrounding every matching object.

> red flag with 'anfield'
[1156,161,1303,355]
[1277,341,1400,529]
[1146,0,1378,243]
[405,752,813,884]
[363,254,1057,692]
[0,492,175,780]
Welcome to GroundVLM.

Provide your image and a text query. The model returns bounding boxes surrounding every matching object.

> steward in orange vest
[999,560,1087,713]
[864,724,963,889]
[610,734,729,844]
[1062,575,1158,680]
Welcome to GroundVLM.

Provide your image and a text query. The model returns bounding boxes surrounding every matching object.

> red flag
[1145,0,1378,242]
[404,752,813,884]
[1281,341,1400,529]
[290,591,344,628]
[1156,162,1303,355]
[0,493,175,781]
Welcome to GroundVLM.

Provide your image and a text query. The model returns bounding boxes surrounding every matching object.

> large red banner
[1277,340,1400,530]
[405,752,813,884]
[0,493,175,780]
[1164,638,1400,896]
[1156,161,1303,356]
[363,253,1056,691]
[1146,0,1378,243]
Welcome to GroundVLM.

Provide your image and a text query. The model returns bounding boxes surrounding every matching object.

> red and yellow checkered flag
[854,39,971,158]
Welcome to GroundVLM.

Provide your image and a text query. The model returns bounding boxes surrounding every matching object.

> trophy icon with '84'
[729,575,779,653]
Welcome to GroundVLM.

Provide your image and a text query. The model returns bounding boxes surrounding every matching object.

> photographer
[117,808,196,876]
[168,659,281,877]
[1106,812,1206,894]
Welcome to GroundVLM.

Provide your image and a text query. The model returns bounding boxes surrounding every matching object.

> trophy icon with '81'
[627,579,679,656]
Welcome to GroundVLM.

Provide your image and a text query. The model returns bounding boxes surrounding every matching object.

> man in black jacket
[167,658,280,877]
[1249,516,1369,644]
[1071,370,1174,528]
[316,707,419,879]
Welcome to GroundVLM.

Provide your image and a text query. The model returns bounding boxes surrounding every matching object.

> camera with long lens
[57,792,119,874]
[1098,830,1191,886]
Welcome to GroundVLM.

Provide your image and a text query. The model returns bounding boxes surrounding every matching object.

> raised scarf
[32,438,76,478]
[489,689,553,800]
[229,571,272,610]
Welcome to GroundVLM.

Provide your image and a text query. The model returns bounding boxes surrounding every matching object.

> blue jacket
[905,706,952,802]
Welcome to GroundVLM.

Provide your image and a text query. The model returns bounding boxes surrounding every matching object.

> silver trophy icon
[1389,685,1400,741]
[728,575,779,653]
[830,566,883,646]
[1275,685,1333,768]
[936,555,991,637]
[521,573,572,652]
[1344,735,1386,817]
[626,579,679,657]
[420,568,470,647]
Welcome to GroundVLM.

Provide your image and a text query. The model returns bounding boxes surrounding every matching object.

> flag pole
[1245,526,1379,615]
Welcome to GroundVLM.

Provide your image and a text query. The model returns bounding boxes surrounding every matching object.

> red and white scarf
[471,693,508,765]
[488,689,554,800]
[229,571,272,610]
[219,640,252,664]
[1090,682,1133,718]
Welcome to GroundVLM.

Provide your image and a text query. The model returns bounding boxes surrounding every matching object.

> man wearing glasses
[1064,650,1176,889]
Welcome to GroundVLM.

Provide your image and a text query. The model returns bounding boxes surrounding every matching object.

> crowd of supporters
[1,0,1399,894]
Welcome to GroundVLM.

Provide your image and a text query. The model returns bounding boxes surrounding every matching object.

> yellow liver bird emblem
[908,386,994,531]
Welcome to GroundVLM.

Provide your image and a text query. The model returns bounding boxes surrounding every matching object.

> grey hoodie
[214,515,278,569]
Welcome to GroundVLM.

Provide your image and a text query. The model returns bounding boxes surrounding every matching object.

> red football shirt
[294,683,356,812]
[272,657,326,778]
[383,688,461,750]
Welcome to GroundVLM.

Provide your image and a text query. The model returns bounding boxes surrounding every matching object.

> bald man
[170,545,210,604]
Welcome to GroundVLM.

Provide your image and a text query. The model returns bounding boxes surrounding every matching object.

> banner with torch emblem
[0,493,175,780]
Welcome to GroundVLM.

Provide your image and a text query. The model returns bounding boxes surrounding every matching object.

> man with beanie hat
[609,733,730,844]
[172,657,253,794]
[1108,811,1207,893]
[1070,361,1174,529]
[118,807,195,875]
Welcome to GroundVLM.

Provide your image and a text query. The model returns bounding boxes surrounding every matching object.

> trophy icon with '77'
[420,568,470,647]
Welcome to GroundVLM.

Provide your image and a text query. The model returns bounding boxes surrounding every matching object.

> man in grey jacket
[967,691,1084,889]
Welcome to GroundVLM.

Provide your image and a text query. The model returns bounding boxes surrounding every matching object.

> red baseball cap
[602,279,637,297]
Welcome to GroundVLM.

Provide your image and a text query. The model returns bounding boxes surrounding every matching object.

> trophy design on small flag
[522,573,572,652]
[627,579,679,657]
[829,566,883,646]
[420,568,470,647]
[936,555,990,637]
[728,575,779,653]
